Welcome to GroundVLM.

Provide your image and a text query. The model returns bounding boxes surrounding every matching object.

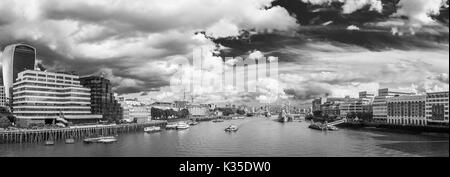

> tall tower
[1,43,36,104]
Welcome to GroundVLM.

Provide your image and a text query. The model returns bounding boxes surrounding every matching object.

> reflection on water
[0,117,448,157]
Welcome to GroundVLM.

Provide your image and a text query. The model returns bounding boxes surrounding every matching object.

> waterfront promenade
[0,120,167,144]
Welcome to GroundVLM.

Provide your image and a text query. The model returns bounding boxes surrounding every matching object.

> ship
[277,110,293,123]
[225,125,238,132]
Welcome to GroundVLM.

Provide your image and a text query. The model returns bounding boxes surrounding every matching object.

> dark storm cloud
[1,0,448,101]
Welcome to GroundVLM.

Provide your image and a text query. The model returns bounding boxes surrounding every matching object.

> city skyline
[0,0,449,105]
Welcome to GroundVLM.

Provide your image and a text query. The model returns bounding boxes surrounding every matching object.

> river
[0,117,448,157]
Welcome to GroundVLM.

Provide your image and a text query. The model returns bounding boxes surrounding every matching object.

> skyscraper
[1,43,36,104]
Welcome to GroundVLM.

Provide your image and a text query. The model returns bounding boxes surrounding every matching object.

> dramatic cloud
[394,0,448,25]
[1,0,448,104]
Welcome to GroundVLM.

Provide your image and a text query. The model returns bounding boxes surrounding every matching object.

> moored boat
[212,118,224,123]
[98,138,117,144]
[308,123,326,130]
[166,123,178,129]
[225,125,238,132]
[326,125,339,131]
[144,126,161,133]
[65,138,75,144]
[187,120,198,126]
[176,122,190,129]
[83,136,116,144]
[45,140,55,146]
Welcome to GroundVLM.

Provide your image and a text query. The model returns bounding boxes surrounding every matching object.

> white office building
[12,70,102,125]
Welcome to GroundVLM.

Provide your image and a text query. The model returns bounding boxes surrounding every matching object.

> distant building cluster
[312,88,449,126]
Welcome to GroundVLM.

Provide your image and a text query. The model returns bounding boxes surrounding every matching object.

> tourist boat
[212,119,224,123]
[166,123,178,129]
[326,125,339,131]
[277,110,293,123]
[187,120,198,126]
[98,137,117,144]
[45,140,55,146]
[237,116,245,119]
[83,136,116,144]
[308,123,325,130]
[225,125,238,132]
[65,138,75,144]
[144,126,161,133]
[176,122,190,129]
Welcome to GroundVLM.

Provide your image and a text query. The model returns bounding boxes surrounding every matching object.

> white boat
[166,123,178,129]
[176,122,190,129]
[212,119,224,123]
[98,138,117,144]
[144,126,161,133]
[187,120,198,125]
[225,125,238,132]
[83,136,116,143]
[327,125,339,131]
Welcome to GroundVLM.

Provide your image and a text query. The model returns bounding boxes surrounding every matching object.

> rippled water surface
[1,118,448,157]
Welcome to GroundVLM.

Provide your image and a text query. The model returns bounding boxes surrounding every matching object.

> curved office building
[1,43,36,104]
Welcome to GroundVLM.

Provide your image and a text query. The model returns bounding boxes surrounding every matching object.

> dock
[0,121,167,144]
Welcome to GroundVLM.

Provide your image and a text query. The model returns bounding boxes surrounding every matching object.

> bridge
[326,118,347,126]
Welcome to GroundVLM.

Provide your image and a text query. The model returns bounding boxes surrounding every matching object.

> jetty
[0,120,167,144]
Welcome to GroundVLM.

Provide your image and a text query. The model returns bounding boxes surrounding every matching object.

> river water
[0,117,448,157]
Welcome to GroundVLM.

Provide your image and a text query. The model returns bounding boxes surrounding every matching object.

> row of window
[14,82,86,89]
[13,87,90,93]
[13,103,90,107]
[14,98,90,102]
[13,93,90,98]
[23,73,79,81]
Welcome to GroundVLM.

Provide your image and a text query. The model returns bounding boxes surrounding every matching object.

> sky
[0,0,448,105]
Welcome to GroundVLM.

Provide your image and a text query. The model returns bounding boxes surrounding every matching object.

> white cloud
[302,0,383,14]
[394,0,447,25]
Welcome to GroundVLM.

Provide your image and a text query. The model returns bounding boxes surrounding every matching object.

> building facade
[373,88,414,123]
[387,95,426,126]
[80,75,123,122]
[12,70,102,125]
[426,91,449,126]
[1,43,36,104]
[188,104,209,117]
[372,96,390,123]
[0,85,6,107]
[119,99,152,123]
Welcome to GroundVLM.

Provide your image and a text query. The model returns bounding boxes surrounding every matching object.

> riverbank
[337,122,449,134]
[0,120,167,144]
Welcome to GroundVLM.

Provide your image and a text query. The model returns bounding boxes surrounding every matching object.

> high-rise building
[1,43,36,104]
[12,70,102,125]
[0,86,6,107]
[426,91,449,126]
[0,77,6,107]
[80,75,123,122]
[387,95,427,126]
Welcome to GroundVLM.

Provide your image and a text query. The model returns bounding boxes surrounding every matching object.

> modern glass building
[12,70,102,124]
[80,75,123,122]
[1,43,36,104]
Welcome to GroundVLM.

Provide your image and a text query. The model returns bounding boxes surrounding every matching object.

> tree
[7,115,16,124]
[0,116,12,128]
[177,109,189,118]
[313,110,322,117]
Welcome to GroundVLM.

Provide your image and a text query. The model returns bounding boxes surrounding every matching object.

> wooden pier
[0,121,167,144]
